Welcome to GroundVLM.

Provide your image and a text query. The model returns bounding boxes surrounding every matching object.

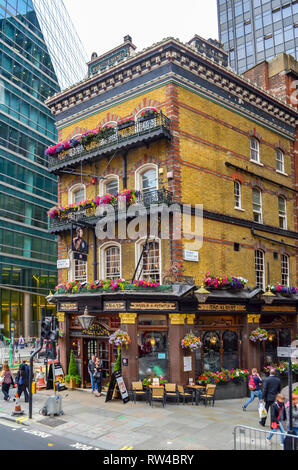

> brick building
[45,35,297,389]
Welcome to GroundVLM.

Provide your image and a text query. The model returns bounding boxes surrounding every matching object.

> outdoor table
[186,385,206,406]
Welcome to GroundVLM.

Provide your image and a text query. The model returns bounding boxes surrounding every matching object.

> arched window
[99,243,121,280]
[234,181,242,209]
[250,137,260,163]
[252,188,262,223]
[68,184,86,204]
[135,238,161,283]
[135,107,158,132]
[281,254,289,287]
[135,164,158,205]
[276,149,285,173]
[255,249,265,290]
[99,174,119,197]
[278,196,287,229]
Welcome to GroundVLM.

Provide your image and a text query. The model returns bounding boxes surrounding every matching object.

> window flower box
[203,273,247,290]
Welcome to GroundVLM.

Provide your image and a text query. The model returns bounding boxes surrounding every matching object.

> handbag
[271,422,279,430]
[258,402,267,419]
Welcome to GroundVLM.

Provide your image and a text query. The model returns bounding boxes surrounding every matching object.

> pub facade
[45,34,298,388]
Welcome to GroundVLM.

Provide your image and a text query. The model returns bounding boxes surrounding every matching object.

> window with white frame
[252,188,262,223]
[281,254,289,287]
[101,244,121,280]
[100,175,119,196]
[255,250,265,290]
[276,149,285,173]
[136,238,161,283]
[278,196,287,229]
[69,184,86,204]
[135,164,158,205]
[74,259,87,282]
[250,137,260,163]
[234,181,242,209]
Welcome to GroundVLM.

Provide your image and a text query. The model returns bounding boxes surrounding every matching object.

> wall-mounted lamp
[78,306,95,330]
[194,285,210,304]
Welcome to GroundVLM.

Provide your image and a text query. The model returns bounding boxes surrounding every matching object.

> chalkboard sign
[105,371,130,404]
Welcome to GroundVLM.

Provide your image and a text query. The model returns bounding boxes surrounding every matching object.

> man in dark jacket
[260,368,281,426]
[88,355,97,393]
[16,362,29,402]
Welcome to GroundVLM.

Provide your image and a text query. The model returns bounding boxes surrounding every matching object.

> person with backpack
[266,394,287,448]
[242,368,263,411]
[1,362,14,401]
[259,368,281,426]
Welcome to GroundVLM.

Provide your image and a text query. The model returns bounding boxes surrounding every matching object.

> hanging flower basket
[181,333,202,352]
[109,329,131,349]
[249,328,268,343]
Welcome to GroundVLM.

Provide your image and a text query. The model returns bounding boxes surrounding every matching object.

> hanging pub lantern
[194,285,210,304]
[77,306,95,330]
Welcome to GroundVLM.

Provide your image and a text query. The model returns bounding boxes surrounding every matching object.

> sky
[63,0,219,62]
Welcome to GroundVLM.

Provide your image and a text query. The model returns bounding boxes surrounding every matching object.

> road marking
[121,445,134,450]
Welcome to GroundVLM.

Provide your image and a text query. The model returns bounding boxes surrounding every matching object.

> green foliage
[66,350,81,385]
[113,346,121,373]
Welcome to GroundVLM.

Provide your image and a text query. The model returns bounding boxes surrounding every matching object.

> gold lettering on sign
[197,304,246,312]
[169,314,186,325]
[119,313,137,324]
[104,302,126,311]
[130,302,176,311]
[247,314,261,324]
[263,306,296,312]
[57,312,65,322]
[186,314,196,325]
[60,303,78,312]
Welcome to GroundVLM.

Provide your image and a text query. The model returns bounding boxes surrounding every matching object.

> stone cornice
[45,37,297,130]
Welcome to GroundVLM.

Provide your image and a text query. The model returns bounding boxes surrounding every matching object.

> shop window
[222,331,239,370]
[202,331,221,373]
[138,331,168,380]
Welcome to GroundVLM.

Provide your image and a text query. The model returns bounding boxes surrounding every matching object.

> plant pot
[66,378,80,390]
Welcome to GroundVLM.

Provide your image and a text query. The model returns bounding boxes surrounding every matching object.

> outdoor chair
[149,386,166,407]
[178,385,194,405]
[199,384,216,407]
[132,382,147,403]
[164,383,179,405]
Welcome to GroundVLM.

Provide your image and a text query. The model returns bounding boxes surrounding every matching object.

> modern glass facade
[0,0,87,338]
[217,0,298,73]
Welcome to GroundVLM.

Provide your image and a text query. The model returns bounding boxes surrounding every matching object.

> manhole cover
[39,418,67,428]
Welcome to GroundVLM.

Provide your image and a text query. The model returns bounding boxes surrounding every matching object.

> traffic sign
[277,347,298,358]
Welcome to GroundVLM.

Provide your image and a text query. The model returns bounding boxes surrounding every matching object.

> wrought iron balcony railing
[48,112,171,173]
[49,188,173,233]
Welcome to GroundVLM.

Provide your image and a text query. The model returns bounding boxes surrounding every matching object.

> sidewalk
[0,386,269,450]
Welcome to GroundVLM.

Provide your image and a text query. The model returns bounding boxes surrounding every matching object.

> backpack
[248,375,256,391]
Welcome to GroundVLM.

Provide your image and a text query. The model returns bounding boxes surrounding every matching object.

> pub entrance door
[83,338,118,388]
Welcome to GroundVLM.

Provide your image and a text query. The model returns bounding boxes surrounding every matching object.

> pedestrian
[242,368,263,411]
[266,394,287,448]
[15,361,29,402]
[0,362,14,401]
[93,357,103,397]
[18,335,25,350]
[88,355,97,393]
[259,368,281,426]
[285,394,298,436]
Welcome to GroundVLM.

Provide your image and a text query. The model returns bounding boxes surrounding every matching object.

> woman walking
[1,362,14,401]
[93,357,103,397]
[242,368,263,411]
[266,394,287,448]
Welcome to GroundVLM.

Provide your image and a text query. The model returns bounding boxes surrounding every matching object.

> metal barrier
[233,425,298,451]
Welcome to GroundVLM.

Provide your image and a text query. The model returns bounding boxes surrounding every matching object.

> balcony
[49,188,173,233]
[47,112,172,174]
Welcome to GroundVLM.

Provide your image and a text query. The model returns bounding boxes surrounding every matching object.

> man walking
[260,368,281,426]
[88,355,97,393]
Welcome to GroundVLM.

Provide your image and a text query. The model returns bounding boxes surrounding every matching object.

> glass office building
[217,0,298,73]
[0,0,87,338]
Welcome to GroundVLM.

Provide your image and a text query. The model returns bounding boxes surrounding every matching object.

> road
[0,420,100,451]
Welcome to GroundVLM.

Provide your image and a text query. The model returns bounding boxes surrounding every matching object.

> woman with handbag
[1,362,14,401]
[93,357,103,397]
[266,394,287,448]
